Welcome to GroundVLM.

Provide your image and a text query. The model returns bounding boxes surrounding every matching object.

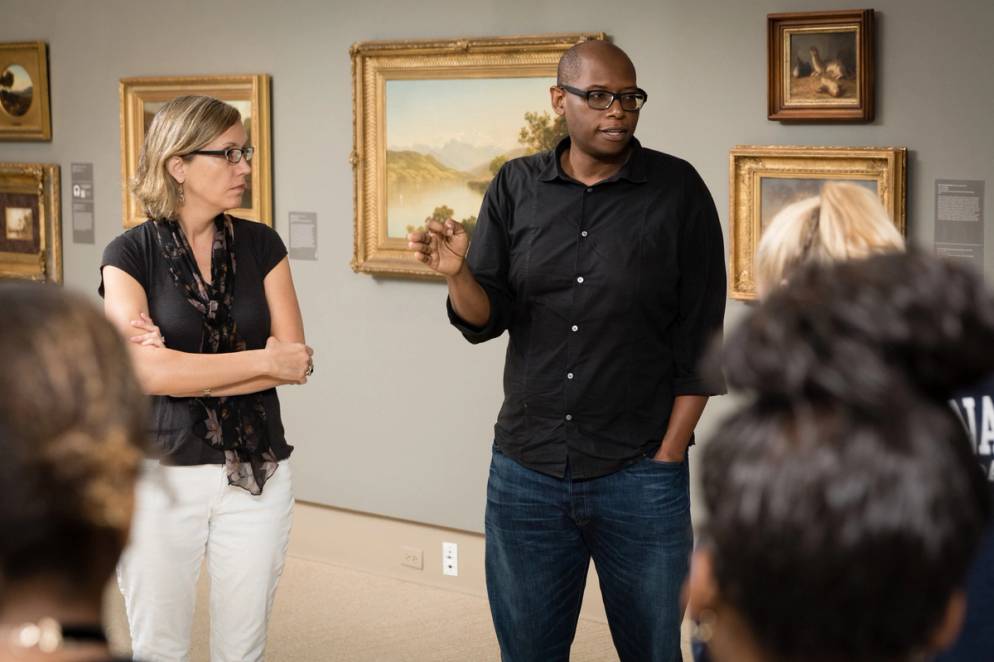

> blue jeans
[485,445,692,662]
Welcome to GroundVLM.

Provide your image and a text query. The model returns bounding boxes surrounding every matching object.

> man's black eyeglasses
[558,85,648,111]
[186,146,255,164]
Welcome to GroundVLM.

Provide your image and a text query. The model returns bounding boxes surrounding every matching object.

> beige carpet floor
[104,554,624,661]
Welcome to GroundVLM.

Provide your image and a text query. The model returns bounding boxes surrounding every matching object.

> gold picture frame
[119,74,272,228]
[729,145,906,300]
[351,33,605,278]
[0,42,52,141]
[0,162,62,283]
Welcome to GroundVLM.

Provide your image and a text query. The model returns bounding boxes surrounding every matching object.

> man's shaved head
[550,39,640,161]
[557,41,636,86]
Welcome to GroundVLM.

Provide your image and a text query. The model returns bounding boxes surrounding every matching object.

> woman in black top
[0,283,148,662]
[100,95,312,662]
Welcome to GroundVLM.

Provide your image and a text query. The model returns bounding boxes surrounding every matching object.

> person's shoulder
[105,220,156,253]
[637,145,695,173]
[229,217,287,271]
[497,149,556,184]
[229,215,258,230]
[230,216,280,241]
[507,149,551,170]
[637,145,712,197]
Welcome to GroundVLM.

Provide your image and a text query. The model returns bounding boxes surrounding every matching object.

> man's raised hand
[408,218,469,277]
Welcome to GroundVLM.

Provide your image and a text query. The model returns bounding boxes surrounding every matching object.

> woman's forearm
[172,376,291,398]
[130,345,273,396]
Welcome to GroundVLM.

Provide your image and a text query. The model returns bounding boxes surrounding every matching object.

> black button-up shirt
[449,137,726,479]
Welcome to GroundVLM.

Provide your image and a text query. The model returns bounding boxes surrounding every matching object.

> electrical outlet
[401,546,423,570]
[442,541,458,576]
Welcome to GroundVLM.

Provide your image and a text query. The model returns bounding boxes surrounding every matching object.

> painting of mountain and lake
[385,77,564,240]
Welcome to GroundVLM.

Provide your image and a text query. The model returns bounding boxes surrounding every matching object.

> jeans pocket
[489,442,505,480]
[643,454,687,469]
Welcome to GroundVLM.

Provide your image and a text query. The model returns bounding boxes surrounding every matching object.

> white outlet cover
[442,542,458,577]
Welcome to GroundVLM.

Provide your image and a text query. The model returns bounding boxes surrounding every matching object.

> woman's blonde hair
[754,182,905,296]
[132,95,242,220]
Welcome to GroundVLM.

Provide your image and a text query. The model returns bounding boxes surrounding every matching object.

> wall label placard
[289,211,317,261]
[71,162,95,244]
[934,179,984,273]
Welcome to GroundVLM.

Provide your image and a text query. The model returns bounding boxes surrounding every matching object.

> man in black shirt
[410,40,725,662]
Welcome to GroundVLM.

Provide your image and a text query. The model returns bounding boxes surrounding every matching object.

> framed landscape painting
[768,10,874,121]
[351,33,605,278]
[0,42,51,141]
[119,74,272,228]
[728,145,906,300]
[0,162,61,283]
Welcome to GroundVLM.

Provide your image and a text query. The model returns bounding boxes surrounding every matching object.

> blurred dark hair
[700,252,994,661]
[721,251,994,407]
[702,400,989,661]
[0,283,148,599]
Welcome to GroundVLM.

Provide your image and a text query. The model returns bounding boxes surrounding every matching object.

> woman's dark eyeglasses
[558,85,648,111]
[186,146,255,164]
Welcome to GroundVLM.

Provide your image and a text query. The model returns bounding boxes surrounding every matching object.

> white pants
[117,461,294,662]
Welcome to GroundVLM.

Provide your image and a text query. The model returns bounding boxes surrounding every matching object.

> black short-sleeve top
[99,217,293,465]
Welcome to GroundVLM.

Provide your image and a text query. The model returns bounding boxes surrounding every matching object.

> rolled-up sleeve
[672,165,727,396]
[447,166,514,344]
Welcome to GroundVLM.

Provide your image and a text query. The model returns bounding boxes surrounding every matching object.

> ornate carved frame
[0,162,61,283]
[729,145,906,300]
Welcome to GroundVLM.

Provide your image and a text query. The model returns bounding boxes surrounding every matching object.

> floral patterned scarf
[152,214,276,494]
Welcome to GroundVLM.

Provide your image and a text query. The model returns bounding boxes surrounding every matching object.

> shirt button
[565,414,573,421]
[581,230,588,238]
[576,276,584,284]
[567,372,574,380]
[571,324,579,332]
[586,187,593,193]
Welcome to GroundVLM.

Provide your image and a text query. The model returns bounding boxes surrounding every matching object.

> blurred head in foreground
[691,253,994,662]
[0,282,147,655]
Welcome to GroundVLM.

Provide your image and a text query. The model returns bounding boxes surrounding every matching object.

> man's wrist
[656,438,689,460]
[445,260,470,282]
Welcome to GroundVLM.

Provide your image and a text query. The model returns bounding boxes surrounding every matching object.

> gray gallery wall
[2,0,992,532]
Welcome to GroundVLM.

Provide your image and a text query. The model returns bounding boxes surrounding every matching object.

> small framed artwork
[768,9,874,121]
[0,42,52,141]
[728,145,906,300]
[119,74,272,228]
[351,33,605,278]
[0,162,62,283]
